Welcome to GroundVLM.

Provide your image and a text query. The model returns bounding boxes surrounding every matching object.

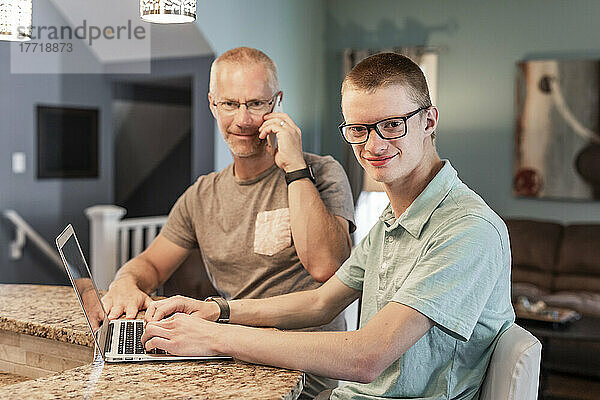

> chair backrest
[479,323,542,400]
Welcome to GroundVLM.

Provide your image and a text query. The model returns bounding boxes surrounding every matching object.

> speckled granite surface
[0,372,30,387]
[0,358,304,399]
[0,284,303,399]
[0,284,94,347]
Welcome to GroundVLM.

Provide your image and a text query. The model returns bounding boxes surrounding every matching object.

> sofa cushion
[506,219,563,291]
[542,291,600,317]
[552,275,600,295]
[511,282,549,302]
[511,269,553,293]
[512,284,600,317]
[555,225,600,294]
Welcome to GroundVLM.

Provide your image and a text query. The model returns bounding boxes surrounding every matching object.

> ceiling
[48,0,214,63]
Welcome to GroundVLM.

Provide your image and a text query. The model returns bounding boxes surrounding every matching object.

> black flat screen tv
[37,105,99,179]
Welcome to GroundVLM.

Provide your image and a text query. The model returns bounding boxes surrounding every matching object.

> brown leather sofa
[506,218,600,398]
[507,219,600,317]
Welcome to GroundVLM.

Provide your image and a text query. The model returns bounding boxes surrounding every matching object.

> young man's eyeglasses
[339,107,429,144]
[212,91,282,116]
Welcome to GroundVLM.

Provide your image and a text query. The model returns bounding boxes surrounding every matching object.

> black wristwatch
[204,296,230,323]
[285,164,316,185]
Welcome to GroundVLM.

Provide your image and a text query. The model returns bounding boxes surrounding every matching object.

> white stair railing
[85,205,167,290]
[3,209,63,271]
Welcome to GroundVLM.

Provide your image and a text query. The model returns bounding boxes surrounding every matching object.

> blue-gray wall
[324,0,600,223]
[0,2,215,284]
[0,55,215,284]
[0,62,113,284]
[0,1,113,284]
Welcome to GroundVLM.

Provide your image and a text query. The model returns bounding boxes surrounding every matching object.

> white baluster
[145,225,156,248]
[85,205,126,291]
[132,227,143,257]
[120,228,129,266]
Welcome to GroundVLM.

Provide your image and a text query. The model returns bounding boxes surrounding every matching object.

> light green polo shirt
[333,160,514,400]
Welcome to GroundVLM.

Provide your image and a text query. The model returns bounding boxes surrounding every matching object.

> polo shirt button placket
[379,262,387,290]
[377,292,385,306]
[384,234,394,260]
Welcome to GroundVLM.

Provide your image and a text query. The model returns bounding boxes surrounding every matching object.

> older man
[142,53,515,400]
[102,47,355,398]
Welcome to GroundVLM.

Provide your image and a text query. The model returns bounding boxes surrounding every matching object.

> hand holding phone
[267,95,283,156]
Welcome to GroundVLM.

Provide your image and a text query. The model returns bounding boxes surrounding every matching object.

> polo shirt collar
[379,160,458,237]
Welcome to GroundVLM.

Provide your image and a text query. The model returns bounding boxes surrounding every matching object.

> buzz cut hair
[209,47,279,94]
[342,52,432,109]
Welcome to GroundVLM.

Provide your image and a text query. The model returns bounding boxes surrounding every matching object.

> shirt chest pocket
[254,208,292,256]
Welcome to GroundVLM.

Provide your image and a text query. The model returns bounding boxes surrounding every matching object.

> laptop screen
[57,226,108,343]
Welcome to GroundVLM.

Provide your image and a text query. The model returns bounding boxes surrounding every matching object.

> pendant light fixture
[140,0,196,24]
[0,0,32,41]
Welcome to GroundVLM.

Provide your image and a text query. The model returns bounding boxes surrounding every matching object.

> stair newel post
[85,205,126,291]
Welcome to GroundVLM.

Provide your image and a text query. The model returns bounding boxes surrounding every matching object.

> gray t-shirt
[161,152,355,330]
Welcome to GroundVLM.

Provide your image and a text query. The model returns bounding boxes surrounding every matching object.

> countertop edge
[0,316,93,347]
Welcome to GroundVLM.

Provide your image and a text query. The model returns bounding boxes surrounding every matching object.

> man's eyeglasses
[338,107,429,144]
[212,91,282,116]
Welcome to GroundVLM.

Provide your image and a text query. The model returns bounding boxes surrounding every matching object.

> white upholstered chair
[479,323,542,400]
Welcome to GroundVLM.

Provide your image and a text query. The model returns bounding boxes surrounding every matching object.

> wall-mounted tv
[37,105,99,179]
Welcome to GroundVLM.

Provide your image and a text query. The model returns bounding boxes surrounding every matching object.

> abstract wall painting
[515,59,600,200]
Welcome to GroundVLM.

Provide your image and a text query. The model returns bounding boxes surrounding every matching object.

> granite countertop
[0,372,30,387]
[0,284,95,347]
[0,284,304,399]
[0,358,304,399]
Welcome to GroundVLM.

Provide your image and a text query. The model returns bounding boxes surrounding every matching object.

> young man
[102,47,355,398]
[141,53,515,400]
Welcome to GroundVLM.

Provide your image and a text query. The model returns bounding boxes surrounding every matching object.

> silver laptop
[56,224,231,362]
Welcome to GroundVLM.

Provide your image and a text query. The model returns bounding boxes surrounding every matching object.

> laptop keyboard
[105,323,114,353]
[114,321,144,355]
[113,321,166,356]
[135,321,145,354]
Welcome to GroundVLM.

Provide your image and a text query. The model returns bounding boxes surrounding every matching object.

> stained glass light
[140,0,196,24]
[0,0,32,41]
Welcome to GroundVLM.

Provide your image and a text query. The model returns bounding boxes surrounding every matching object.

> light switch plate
[12,152,26,174]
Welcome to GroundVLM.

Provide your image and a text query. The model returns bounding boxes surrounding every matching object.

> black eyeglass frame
[338,106,430,144]
[212,91,283,113]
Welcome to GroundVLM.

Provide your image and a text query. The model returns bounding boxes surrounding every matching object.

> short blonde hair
[209,47,279,94]
[342,52,431,108]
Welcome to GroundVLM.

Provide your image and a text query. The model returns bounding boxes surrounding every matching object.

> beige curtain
[342,47,438,203]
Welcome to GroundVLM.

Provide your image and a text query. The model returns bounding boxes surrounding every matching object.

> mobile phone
[267,95,283,156]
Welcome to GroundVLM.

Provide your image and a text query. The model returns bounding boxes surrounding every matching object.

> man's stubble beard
[225,134,266,158]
